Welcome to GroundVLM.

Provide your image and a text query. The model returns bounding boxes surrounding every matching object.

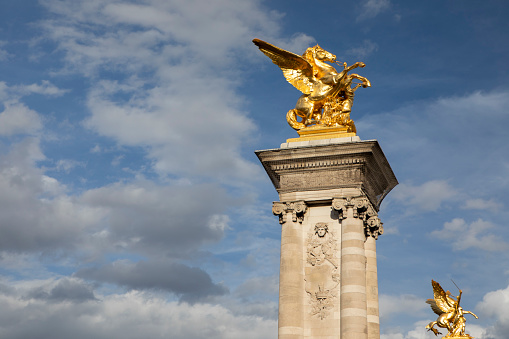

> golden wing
[253,38,315,95]
[426,280,455,316]
[426,299,444,316]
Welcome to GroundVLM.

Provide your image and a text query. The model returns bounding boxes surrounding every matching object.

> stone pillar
[365,216,383,339]
[273,201,307,339]
[333,197,369,339]
[256,139,397,339]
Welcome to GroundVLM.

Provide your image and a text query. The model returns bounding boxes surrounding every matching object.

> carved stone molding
[255,141,398,208]
[272,201,307,224]
[332,196,383,239]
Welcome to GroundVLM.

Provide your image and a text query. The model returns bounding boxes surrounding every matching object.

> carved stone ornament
[365,215,383,239]
[332,196,383,239]
[332,196,369,219]
[305,222,339,319]
[272,201,307,224]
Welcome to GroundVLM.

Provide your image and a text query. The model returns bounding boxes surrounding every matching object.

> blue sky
[0,0,508,338]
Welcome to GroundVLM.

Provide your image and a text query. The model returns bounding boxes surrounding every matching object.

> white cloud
[380,322,488,339]
[0,80,70,136]
[0,80,68,100]
[36,0,288,183]
[260,33,316,56]
[84,79,260,182]
[477,283,509,338]
[0,41,10,61]
[379,294,427,323]
[382,321,436,339]
[357,90,509,201]
[357,0,391,21]
[463,198,503,212]
[0,103,42,136]
[55,159,85,173]
[18,80,69,97]
[346,40,379,58]
[431,218,509,252]
[382,320,486,339]
[391,180,457,211]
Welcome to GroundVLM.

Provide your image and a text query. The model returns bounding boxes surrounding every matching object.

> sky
[0,0,508,338]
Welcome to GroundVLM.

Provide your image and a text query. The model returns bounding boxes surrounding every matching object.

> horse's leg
[295,95,314,125]
[437,312,455,334]
[350,74,371,88]
[426,321,440,336]
[344,62,366,73]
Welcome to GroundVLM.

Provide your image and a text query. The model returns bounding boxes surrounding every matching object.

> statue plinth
[256,138,397,339]
[286,125,356,143]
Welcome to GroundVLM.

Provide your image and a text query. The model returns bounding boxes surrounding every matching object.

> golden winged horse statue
[426,280,478,338]
[253,39,370,132]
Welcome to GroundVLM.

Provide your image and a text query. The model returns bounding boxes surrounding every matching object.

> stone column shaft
[340,205,368,339]
[273,202,307,339]
[365,236,379,339]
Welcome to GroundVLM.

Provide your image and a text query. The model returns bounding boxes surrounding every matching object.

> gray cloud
[76,260,228,302]
[0,138,101,253]
[0,127,233,257]
[0,138,231,258]
[26,278,97,303]
[80,181,230,257]
[0,288,276,339]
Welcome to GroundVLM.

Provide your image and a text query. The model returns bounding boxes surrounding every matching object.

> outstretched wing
[253,39,315,95]
[426,299,444,316]
[427,280,455,315]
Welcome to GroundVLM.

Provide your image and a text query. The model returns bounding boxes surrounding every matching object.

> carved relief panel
[304,222,340,320]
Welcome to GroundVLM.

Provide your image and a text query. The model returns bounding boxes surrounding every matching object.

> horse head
[313,45,336,63]
[303,45,337,79]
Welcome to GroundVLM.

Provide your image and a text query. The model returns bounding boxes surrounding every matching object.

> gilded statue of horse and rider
[426,280,478,339]
[253,39,370,134]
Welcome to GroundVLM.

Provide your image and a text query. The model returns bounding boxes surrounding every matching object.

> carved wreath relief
[305,222,339,320]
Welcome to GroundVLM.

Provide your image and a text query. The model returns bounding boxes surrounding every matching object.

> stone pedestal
[256,138,397,339]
